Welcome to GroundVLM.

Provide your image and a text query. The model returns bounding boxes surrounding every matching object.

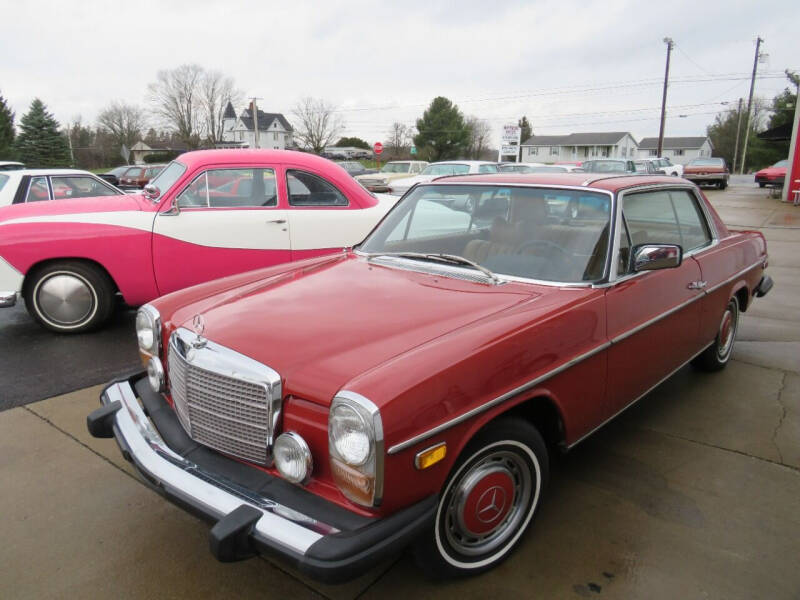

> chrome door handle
[266,219,286,224]
[687,280,707,290]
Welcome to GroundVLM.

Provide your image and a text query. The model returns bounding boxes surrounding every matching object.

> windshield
[688,158,724,167]
[772,160,788,168]
[381,162,411,174]
[360,184,611,283]
[421,163,470,176]
[0,174,8,191]
[147,161,187,199]
[583,160,627,173]
[530,166,568,173]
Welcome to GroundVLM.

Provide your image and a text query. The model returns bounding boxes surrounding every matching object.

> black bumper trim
[756,274,773,297]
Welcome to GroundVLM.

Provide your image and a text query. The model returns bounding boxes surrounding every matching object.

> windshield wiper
[365,252,500,284]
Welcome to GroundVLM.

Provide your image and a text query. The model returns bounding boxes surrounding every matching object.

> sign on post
[498,125,522,162]
[410,146,417,155]
[373,142,383,155]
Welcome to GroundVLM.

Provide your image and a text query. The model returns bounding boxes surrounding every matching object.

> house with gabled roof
[520,132,639,163]
[218,102,294,150]
[637,136,713,165]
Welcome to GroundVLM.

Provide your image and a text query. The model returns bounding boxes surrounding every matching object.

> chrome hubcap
[37,274,94,326]
[444,450,532,557]
[718,304,736,359]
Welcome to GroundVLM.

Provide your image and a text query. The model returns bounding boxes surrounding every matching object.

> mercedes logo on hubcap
[476,485,507,524]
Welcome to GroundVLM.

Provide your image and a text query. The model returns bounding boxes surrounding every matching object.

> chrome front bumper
[0,291,16,307]
[89,376,436,582]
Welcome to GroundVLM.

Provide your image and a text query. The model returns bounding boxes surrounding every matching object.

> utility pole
[739,36,763,175]
[67,124,75,166]
[250,97,262,149]
[657,37,674,157]
[732,98,744,172]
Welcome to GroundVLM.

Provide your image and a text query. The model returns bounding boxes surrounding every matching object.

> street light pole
[739,36,764,175]
[657,37,674,158]
[732,97,744,172]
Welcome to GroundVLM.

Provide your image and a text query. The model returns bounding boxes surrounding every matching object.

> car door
[605,188,706,416]
[151,166,290,296]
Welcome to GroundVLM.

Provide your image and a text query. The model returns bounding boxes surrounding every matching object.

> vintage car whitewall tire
[692,296,739,372]
[24,261,116,333]
[414,419,549,578]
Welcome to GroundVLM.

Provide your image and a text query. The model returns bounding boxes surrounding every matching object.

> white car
[388,160,499,195]
[355,160,429,192]
[643,157,683,177]
[0,169,124,206]
[0,161,25,171]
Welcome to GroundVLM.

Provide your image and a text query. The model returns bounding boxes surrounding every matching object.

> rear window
[0,174,8,191]
[688,158,724,167]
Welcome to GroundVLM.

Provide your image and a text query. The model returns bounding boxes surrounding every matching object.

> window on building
[273,132,278,140]
[674,149,684,156]
[649,149,657,156]
[550,146,559,156]
[529,147,538,156]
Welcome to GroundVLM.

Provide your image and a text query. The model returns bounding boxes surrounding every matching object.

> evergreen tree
[413,97,471,161]
[0,92,15,160]
[14,99,70,167]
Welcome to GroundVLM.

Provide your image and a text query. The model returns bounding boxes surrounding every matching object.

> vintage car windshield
[381,162,411,173]
[583,160,627,173]
[360,184,612,283]
[0,173,8,191]
[421,164,471,176]
[147,161,187,199]
[772,159,788,168]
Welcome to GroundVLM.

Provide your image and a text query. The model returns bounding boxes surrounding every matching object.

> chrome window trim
[359,182,616,288]
[387,256,764,455]
[333,390,384,506]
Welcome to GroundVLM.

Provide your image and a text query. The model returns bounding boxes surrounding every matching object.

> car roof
[174,149,361,172]
[0,161,24,166]
[428,172,683,192]
[10,168,96,176]
[429,160,497,165]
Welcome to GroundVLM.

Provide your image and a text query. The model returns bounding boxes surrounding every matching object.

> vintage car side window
[25,176,50,202]
[478,164,499,173]
[207,168,277,207]
[50,176,120,198]
[0,173,8,191]
[287,170,348,206]
[623,190,682,249]
[176,172,209,207]
[668,190,712,251]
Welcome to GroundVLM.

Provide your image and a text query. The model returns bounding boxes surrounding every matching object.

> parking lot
[1,180,798,599]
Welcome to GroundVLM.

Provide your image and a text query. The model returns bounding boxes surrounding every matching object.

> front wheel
[413,419,548,578]
[692,296,739,371]
[24,261,116,333]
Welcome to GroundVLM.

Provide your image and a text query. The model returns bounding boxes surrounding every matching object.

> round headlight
[330,404,371,466]
[146,357,165,393]
[136,305,160,354]
[274,432,312,484]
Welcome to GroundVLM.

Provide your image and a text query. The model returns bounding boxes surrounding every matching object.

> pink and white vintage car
[0,150,395,332]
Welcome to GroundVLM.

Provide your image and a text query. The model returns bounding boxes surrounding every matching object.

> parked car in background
[633,160,664,174]
[754,159,788,188]
[118,164,165,191]
[528,165,585,173]
[89,170,770,582]
[335,161,377,177]
[388,160,499,195]
[581,159,636,174]
[643,157,683,177]
[98,165,134,187]
[0,150,398,333]
[0,161,25,171]
[683,157,729,190]
[356,161,429,192]
[0,169,123,207]
[499,162,545,173]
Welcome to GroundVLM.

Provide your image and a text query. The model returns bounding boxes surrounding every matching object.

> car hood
[168,254,538,406]
[756,166,787,176]
[0,193,148,223]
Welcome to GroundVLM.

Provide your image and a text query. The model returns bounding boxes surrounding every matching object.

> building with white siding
[636,136,713,165]
[218,102,294,150]
[520,132,638,163]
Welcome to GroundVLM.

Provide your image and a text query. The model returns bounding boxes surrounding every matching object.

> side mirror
[632,244,682,272]
[143,184,160,201]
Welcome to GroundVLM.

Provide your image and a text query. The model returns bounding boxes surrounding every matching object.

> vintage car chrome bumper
[88,374,435,582]
[0,291,16,307]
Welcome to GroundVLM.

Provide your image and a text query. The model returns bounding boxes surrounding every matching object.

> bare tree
[292,97,344,153]
[465,116,492,159]
[148,64,205,147]
[201,70,242,145]
[386,122,412,158]
[97,101,146,150]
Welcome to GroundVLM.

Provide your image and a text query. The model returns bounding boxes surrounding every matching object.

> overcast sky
[2,0,798,146]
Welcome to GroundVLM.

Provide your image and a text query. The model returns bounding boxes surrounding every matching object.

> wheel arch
[22,257,120,298]
[733,282,750,312]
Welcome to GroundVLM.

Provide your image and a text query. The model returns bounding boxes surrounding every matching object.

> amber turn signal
[414,442,446,470]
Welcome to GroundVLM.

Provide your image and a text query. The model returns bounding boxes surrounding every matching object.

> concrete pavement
[1,182,798,599]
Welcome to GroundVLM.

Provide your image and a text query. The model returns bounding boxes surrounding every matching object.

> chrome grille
[167,328,282,465]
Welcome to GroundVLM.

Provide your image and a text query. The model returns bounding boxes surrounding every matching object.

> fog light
[146,357,165,393]
[274,432,312,484]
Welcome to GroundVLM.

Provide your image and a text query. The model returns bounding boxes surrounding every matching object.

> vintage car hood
[0,193,148,223]
[169,254,539,405]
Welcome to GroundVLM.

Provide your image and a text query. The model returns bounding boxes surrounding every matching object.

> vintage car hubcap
[718,304,736,359]
[444,450,531,557]
[37,274,94,325]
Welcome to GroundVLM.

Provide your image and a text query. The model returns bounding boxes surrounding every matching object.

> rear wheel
[413,419,548,579]
[24,261,116,333]
[692,296,739,371]
[758,182,766,188]
[719,180,728,190]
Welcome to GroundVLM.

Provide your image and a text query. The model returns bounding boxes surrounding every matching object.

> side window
[208,168,277,207]
[51,176,119,198]
[176,172,209,207]
[478,164,498,173]
[623,190,681,249]
[25,176,50,202]
[669,190,712,251]
[287,170,348,206]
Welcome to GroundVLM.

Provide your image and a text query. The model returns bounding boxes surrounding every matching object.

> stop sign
[373,142,383,155]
